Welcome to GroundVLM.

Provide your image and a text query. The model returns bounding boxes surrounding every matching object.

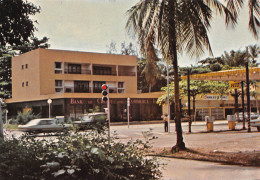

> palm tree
[248,44,260,66]
[126,0,238,150]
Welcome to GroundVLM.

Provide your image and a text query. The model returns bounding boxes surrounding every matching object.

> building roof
[181,67,260,81]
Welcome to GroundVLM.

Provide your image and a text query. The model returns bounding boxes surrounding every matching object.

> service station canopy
[181,67,260,81]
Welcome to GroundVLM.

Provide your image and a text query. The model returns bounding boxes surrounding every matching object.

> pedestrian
[163,114,168,132]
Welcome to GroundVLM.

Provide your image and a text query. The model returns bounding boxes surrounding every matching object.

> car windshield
[25,119,41,126]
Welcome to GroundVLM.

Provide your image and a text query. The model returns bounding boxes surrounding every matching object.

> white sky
[29,0,259,66]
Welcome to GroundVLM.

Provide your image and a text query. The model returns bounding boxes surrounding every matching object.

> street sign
[229,81,240,89]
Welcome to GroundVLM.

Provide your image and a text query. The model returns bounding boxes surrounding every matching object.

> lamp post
[47,99,52,118]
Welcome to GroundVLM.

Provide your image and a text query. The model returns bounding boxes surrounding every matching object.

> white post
[166,61,170,133]
[0,99,3,137]
[47,99,52,118]
[127,97,130,128]
[5,110,8,131]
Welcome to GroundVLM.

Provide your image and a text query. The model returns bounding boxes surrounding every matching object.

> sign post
[127,97,130,128]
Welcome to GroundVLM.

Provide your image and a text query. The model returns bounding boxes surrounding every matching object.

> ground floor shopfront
[7,98,162,122]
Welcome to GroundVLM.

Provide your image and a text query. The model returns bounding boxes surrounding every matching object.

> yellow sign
[229,81,240,89]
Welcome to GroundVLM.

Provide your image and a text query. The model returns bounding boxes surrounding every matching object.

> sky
[29,0,259,67]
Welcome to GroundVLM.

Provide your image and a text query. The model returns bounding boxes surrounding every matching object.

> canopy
[181,67,260,81]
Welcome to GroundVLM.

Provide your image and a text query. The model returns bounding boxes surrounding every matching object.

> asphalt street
[5,120,260,180]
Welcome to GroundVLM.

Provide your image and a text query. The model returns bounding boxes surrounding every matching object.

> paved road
[5,121,260,180]
[160,157,260,180]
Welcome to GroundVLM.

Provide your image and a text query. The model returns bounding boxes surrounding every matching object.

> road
[5,120,260,180]
[160,157,260,180]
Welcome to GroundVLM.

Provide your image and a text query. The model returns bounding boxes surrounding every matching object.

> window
[26,81,28,86]
[118,82,124,88]
[22,65,24,70]
[74,81,90,93]
[93,81,106,93]
[55,80,63,93]
[68,64,81,74]
[55,80,63,87]
[22,82,24,87]
[93,66,112,75]
[55,62,63,74]
[118,82,125,93]
[25,64,28,69]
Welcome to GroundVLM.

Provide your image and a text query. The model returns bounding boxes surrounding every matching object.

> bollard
[205,116,214,132]
[227,115,236,130]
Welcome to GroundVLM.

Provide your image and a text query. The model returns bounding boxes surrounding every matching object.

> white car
[18,118,72,133]
[236,112,259,121]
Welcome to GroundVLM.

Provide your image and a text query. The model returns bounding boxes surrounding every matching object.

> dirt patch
[155,148,260,167]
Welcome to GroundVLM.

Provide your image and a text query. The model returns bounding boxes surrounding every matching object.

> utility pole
[187,68,191,133]
[241,82,246,129]
[246,47,251,132]
[166,61,170,132]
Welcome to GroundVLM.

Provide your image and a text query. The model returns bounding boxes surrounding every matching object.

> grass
[6,124,18,130]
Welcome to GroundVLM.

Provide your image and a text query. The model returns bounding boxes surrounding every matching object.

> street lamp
[47,99,52,118]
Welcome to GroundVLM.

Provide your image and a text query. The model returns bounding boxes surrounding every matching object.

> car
[251,118,260,131]
[73,112,107,130]
[18,118,72,133]
[235,112,259,121]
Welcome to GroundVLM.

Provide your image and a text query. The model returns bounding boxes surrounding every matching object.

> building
[6,48,163,121]
[181,68,260,120]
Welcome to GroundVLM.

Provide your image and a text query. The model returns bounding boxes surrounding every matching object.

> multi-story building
[6,48,163,121]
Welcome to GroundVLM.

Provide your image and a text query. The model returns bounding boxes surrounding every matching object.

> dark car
[73,112,107,130]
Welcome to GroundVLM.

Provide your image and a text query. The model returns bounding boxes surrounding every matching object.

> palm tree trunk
[169,0,185,151]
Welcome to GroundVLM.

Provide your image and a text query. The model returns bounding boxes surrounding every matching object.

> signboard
[203,95,228,100]
[229,81,240,89]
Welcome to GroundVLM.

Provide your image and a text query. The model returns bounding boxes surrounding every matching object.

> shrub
[13,110,40,125]
[0,129,162,179]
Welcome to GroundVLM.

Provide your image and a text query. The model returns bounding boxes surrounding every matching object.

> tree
[0,0,40,46]
[126,0,237,150]
[248,44,260,66]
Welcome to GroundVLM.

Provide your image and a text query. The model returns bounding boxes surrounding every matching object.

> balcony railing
[64,87,92,93]
[93,70,117,76]
[118,71,136,76]
[64,68,91,75]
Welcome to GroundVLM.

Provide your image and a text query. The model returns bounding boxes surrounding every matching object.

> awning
[181,67,260,81]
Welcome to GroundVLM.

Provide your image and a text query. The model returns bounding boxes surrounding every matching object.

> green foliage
[157,80,229,105]
[0,130,161,179]
[13,110,40,125]
[0,0,40,46]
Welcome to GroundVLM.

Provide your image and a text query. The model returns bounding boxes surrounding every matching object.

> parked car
[18,118,72,133]
[252,117,260,131]
[73,112,107,130]
[235,112,259,121]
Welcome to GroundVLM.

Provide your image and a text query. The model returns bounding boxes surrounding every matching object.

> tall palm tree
[248,44,260,65]
[126,0,239,150]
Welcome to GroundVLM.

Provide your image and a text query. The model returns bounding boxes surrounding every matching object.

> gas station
[181,67,260,132]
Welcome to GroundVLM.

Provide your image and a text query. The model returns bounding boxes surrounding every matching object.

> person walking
[163,114,168,132]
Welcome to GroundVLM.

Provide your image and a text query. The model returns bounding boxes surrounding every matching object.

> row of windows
[21,64,28,70]
[22,81,29,87]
